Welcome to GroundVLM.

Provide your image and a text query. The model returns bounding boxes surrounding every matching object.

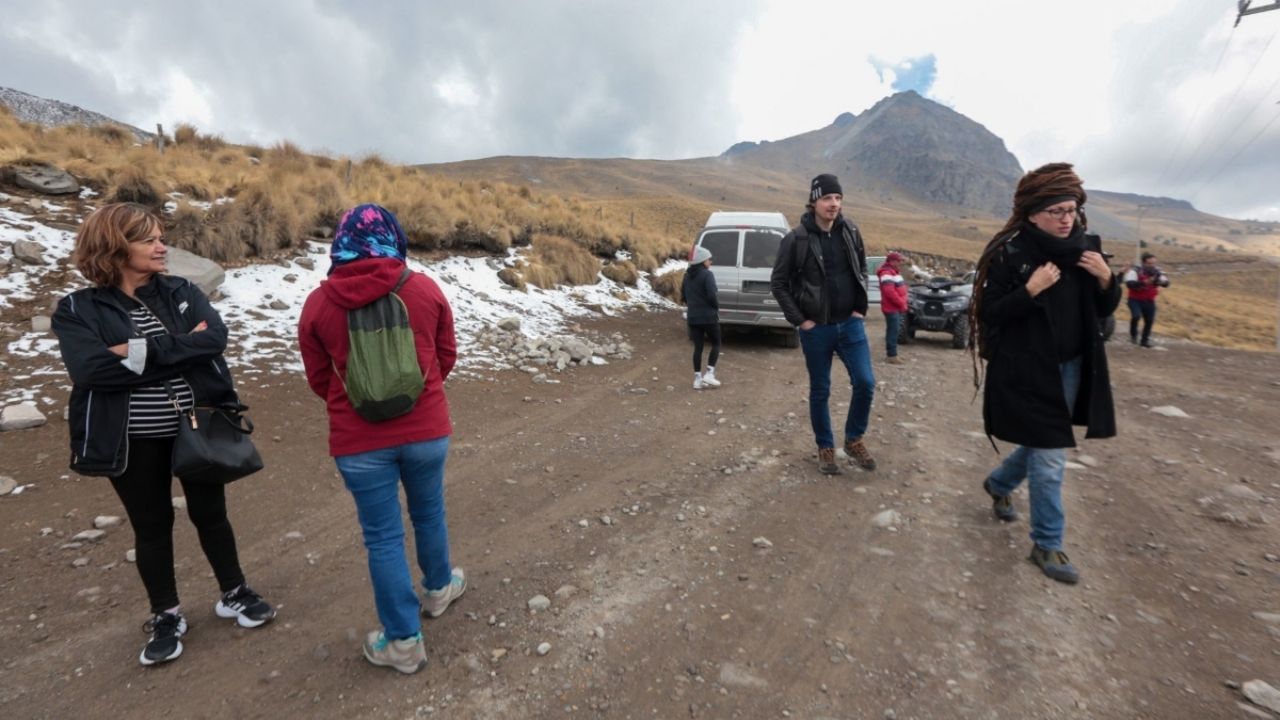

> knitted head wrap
[329,204,408,270]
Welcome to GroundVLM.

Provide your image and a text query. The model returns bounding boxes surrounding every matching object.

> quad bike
[900,275,973,350]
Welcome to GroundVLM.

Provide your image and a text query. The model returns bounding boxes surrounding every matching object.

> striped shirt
[127,305,195,437]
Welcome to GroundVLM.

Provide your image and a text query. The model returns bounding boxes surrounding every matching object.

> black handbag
[165,381,264,484]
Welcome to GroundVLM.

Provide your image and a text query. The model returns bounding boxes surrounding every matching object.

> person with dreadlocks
[968,163,1120,585]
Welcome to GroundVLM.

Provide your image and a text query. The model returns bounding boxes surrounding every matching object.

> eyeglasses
[1039,207,1078,220]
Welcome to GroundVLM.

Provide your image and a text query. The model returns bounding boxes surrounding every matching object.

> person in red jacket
[298,204,465,675]
[1123,252,1170,347]
[877,251,909,364]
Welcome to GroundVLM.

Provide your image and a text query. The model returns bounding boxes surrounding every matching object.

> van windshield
[742,230,783,268]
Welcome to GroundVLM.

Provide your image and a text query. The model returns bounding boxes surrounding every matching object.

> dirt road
[2,310,1278,719]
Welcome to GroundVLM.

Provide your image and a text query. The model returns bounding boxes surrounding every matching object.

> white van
[691,211,796,346]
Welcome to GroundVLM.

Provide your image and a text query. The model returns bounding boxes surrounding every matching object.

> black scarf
[1020,220,1087,270]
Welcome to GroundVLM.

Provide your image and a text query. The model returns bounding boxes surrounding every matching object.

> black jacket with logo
[51,275,240,477]
[680,264,719,325]
[769,212,870,326]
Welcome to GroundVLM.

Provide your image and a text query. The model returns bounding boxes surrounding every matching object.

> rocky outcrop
[166,247,225,295]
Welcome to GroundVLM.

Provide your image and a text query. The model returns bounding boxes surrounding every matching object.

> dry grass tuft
[601,260,639,286]
[650,270,684,302]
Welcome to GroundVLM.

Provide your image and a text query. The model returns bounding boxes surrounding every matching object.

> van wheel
[782,330,799,349]
[899,317,914,345]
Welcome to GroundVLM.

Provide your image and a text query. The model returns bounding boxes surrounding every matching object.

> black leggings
[109,437,245,613]
[688,322,721,371]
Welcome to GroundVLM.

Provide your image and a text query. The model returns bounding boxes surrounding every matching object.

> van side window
[700,231,739,266]
[742,231,783,269]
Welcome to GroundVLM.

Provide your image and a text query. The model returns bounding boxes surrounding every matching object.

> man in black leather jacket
[770,174,877,475]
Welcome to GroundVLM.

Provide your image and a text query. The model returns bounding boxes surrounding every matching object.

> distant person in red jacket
[1123,252,1170,347]
[877,251,909,364]
[298,204,465,675]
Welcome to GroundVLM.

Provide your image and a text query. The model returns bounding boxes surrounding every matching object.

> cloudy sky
[2,0,1277,220]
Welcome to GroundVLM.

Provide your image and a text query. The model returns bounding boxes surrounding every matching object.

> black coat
[51,275,240,477]
[681,264,719,325]
[769,213,870,325]
[981,230,1121,448]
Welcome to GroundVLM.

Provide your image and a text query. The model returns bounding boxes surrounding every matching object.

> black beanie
[810,174,843,202]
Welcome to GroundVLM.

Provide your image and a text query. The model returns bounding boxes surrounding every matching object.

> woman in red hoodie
[298,204,465,675]
[877,251,909,364]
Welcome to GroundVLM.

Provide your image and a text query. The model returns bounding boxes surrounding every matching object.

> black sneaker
[983,478,1019,522]
[1028,545,1080,584]
[215,585,276,628]
[140,611,187,666]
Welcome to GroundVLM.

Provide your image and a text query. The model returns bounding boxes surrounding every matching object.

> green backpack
[344,268,424,422]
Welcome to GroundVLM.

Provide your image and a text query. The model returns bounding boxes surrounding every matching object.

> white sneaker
[702,369,721,387]
[693,377,705,390]
[423,568,467,618]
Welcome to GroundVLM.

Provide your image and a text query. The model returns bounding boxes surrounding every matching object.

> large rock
[12,163,80,195]
[12,240,47,265]
[1243,680,1280,714]
[165,247,224,295]
[562,338,593,362]
[0,403,47,431]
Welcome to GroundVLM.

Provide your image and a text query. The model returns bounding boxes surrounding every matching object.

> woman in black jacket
[968,164,1120,585]
[681,246,721,389]
[51,203,274,666]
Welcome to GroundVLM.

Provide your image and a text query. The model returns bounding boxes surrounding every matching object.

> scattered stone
[752,537,774,549]
[871,510,903,529]
[1224,485,1265,502]
[554,585,578,599]
[284,531,304,541]
[719,663,769,688]
[1237,701,1277,719]
[295,257,316,271]
[125,549,136,563]
[599,515,613,526]
[527,595,551,612]
[1,403,48,431]
[1243,680,1280,714]
[1150,406,1191,419]
[1077,455,1100,468]
[72,558,89,568]
[72,529,106,542]
[490,648,508,661]
[577,519,589,528]
[31,315,52,333]
[536,642,552,656]
[166,247,226,295]
[1252,612,1280,625]
[268,300,289,311]
[13,162,80,195]
[497,316,522,331]
[0,475,17,496]
[93,515,123,529]
[172,496,187,510]
[593,626,605,639]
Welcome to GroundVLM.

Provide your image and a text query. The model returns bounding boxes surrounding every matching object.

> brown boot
[886,356,904,365]
[844,437,877,471]
[817,447,842,475]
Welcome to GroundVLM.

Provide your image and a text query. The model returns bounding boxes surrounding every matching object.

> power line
[1188,101,1280,199]
[1177,66,1280,187]
[1154,25,1237,189]
[1170,28,1277,187]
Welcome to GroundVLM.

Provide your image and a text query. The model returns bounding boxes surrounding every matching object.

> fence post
[345,159,352,189]
[156,124,165,155]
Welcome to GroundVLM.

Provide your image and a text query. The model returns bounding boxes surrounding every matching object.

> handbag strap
[162,379,198,429]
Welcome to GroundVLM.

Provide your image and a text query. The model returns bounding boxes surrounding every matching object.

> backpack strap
[791,224,809,271]
[391,267,413,294]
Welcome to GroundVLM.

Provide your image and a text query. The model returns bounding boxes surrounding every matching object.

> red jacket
[298,258,457,456]
[877,262,909,313]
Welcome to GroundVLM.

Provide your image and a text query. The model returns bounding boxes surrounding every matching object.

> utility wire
[1178,67,1280,186]
[1188,102,1280,199]
[1154,25,1237,189]
[1171,28,1277,186]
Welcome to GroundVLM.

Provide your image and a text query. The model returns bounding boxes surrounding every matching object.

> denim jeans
[335,436,454,640]
[986,357,1082,551]
[1128,298,1156,342]
[884,312,903,358]
[798,315,875,449]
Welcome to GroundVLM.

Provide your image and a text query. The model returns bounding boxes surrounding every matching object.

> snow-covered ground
[1,201,683,405]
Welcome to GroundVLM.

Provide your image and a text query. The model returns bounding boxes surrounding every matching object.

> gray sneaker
[983,478,1019,522]
[1028,545,1080,584]
[363,630,428,674]
[422,568,467,618]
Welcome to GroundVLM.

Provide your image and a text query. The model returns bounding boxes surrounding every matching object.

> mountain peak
[0,86,151,141]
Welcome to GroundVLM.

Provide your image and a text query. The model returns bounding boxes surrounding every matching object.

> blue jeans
[986,357,1082,551]
[334,437,454,640]
[1128,298,1156,342]
[884,312,903,357]
[798,315,875,449]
